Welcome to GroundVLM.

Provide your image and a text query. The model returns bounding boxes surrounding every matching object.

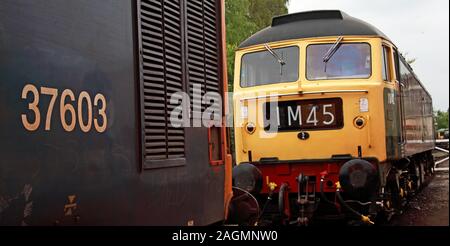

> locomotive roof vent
[272,10,344,27]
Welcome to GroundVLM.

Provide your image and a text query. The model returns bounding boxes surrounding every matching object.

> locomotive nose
[339,159,379,201]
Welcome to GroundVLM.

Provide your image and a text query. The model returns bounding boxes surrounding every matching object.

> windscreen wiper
[323,36,344,63]
[264,43,286,66]
[264,43,286,75]
[322,36,344,73]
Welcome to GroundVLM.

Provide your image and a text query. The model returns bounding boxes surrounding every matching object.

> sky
[288,0,449,111]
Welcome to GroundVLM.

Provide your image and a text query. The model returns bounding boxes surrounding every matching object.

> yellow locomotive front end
[227,10,433,226]
[234,36,387,164]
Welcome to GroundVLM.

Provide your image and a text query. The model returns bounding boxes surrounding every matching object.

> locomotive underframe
[244,149,435,226]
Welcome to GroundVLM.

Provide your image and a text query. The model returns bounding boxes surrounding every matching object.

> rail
[434,139,449,168]
[435,139,449,151]
[436,139,449,143]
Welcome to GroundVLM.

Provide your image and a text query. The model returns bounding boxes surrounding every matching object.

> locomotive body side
[0,0,231,226]
[396,56,435,158]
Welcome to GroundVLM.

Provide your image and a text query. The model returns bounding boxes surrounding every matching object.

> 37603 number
[21,84,107,133]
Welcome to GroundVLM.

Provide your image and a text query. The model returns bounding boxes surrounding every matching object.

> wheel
[386,180,402,214]
[416,161,425,190]
[380,171,405,222]
[427,152,435,175]
[411,159,423,191]
[418,159,426,188]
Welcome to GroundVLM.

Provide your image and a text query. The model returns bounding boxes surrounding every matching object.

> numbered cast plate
[264,98,343,132]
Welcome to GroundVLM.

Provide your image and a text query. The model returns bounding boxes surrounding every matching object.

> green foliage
[435,110,449,130]
[249,0,289,31]
[225,0,289,89]
[225,0,256,90]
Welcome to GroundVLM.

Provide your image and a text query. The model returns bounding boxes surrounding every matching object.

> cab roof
[239,10,389,48]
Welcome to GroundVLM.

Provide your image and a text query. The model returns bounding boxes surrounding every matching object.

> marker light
[245,122,256,134]
[354,116,366,129]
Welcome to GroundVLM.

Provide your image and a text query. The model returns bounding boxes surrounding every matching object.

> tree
[225,0,289,160]
[435,110,449,130]
[225,0,256,89]
[225,0,289,89]
[249,0,289,31]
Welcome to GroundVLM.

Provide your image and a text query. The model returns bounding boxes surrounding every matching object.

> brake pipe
[255,182,278,226]
[335,182,374,225]
[343,200,372,206]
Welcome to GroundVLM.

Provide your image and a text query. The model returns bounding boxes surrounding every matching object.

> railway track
[434,144,449,172]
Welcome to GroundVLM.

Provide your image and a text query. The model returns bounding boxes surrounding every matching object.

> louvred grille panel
[186,0,221,115]
[139,0,185,161]
[137,0,222,167]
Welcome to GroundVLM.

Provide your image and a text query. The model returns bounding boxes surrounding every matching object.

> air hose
[335,182,374,225]
[255,182,278,226]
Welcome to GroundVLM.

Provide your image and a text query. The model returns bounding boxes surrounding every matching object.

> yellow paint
[233,36,398,165]
[268,182,278,191]
[361,215,375,225]
[265,176,278,191]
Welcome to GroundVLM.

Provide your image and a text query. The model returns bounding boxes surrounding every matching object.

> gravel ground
[389,158,449,226]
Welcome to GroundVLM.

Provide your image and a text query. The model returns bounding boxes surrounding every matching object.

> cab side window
[393,49,401,82]
[382,45,391,82]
